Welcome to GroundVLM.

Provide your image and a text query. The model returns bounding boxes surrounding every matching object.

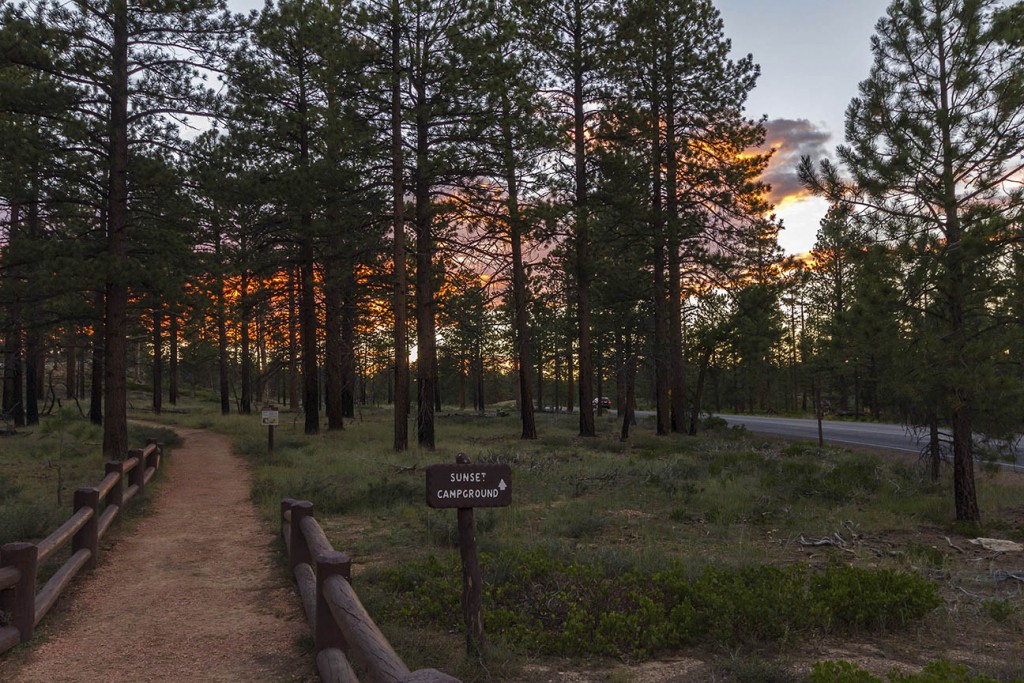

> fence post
[146,438,162,470]
[315,551,351,653]
[128,448,146,498]
[105,461,125,509]
[288,500,314,574]
[72,488,100,570]
[0,542,38,643]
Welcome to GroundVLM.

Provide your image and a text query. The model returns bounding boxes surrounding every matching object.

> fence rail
[280,499,463,683]
[0,440,163,655]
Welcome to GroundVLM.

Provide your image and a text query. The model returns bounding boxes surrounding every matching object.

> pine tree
[801,0,1024,522]
[521,0,611,437]
[6,0,236,457]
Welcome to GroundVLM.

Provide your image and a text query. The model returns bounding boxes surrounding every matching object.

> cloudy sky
[716,0,892,254]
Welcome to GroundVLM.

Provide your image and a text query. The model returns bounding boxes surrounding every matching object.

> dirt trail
[0,426,312,683]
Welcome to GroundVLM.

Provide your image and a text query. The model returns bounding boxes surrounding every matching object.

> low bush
[811,660,1024,682]
[373,549,941,660]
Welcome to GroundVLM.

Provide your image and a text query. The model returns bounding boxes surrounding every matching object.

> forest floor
[0,424,314,683]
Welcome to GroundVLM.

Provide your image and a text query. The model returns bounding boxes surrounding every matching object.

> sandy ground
[0,426,313,683]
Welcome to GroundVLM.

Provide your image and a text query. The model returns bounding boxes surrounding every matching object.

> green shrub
[812,660,1021,683]
[0,502,63,546]
[981,598,1014,623]
[808,565,942,631]
[722,657,803,683]
[0,476,22,503]
[290,474,347,513]
[349,477,420,511]
[372,550,942,659]
[701,415,730,431]
[811,661,883,683]
[906,541,946,568]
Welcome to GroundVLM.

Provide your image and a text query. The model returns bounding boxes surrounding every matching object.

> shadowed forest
[2,0,1024,529]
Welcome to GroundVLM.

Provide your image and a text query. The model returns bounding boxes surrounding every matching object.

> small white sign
[261,410,280,426]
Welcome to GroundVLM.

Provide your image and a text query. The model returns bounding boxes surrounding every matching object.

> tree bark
[324,273,344,430]
[619,335,635,442]
[169,309,178,405]
[90,290,103,425]
[572,10,594,437]
[565,341,574,415]
[216,241,230,416]
[66,342,77,400]
[650,95,670,436]
[299,236,319,434]
[414,75,436,449]
[3,328,24,428]
[102,0,130,460]
[288,266,300,410]
[152,305,162,415]
[239,272,252,414]
[502,97,536,439]
[937,27,979,522]
[391,0,410,450]
[341,277,357,419]
[664,101,686,433]
[24,333,39,426]
[689,348,711,436]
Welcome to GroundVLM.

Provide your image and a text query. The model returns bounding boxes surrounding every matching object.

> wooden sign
[261,409,280,426]
[425,463,512,509]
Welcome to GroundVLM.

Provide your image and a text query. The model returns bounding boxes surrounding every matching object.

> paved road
[718,414,922,453]
[716,413,1023,471]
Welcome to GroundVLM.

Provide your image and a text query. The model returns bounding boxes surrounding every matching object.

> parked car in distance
[593,396,612,409]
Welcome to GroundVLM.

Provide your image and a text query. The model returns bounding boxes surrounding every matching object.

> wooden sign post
[261,405,280,453]
[426,454,512,656]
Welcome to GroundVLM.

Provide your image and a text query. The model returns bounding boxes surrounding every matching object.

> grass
[129,394,1024,681]
[0,408,180,547]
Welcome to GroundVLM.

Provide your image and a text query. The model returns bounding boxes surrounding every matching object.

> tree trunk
[650,95,670,436]
[664,101,686,433]
[341,278,357,419]
[573,26,595,437]
[414,77,436,449]
[239,273,252,415]
[216,248,230,416]
[476,342,485,413]
[391,0,410,450]
[102,0,130,460]
[66,342,77,400]
[565,342,574,415]
[937,28,979,522]
[619,335,636,442]
[502,98,537,439]
[689,348,711,435]
[299,236,319,434]
[169,310,178,405]
[24,332,39,426]
[324,273,344,430]
[90,291,103,425]
[287,267,299,410]
[3,329,24,428]
[929,416,941,483]
[152,305,162,415]
[553,347,561,412]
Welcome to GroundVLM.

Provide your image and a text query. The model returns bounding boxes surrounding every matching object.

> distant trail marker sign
[262,405,279,453]
[426,454,512,656]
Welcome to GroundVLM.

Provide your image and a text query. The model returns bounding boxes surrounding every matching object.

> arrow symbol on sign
[498,479,507,491]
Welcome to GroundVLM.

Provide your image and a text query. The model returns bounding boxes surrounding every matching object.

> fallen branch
[945,536,965,553]
[993,570,1024,584]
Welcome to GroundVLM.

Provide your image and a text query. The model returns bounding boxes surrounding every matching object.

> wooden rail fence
[0,440,164,655]
[280,499,463,683]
